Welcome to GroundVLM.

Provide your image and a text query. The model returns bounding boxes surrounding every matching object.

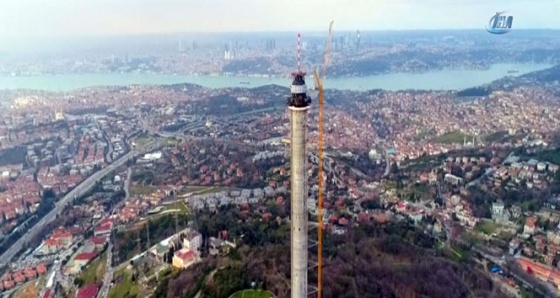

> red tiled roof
[94,222,112,231]
[75,252,98,261]
[175,249,195,262]
[51,229,72,240]
[88,236,107,245]
[76,284,99,298]
[24,269,37,278]
[517,257,560,282]
[95,218,114,232]
[42,289,51,298]
[36,264,47,274]
[45,239,59,247]
[13,274,25,283]
[526,217,537,228]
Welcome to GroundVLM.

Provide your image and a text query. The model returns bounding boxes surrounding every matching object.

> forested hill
[457,64,560,97]
[513,64,560,84]
[153,213,502,298]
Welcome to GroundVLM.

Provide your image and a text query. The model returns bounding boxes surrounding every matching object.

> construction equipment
[313,20,333,298]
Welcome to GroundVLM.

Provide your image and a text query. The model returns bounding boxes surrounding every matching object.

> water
[0,63,551,92]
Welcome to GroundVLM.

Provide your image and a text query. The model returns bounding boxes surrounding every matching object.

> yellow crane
[314,20,333,298]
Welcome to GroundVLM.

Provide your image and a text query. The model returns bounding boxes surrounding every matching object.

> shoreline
[0,63,543,79]
[0,63,552,92]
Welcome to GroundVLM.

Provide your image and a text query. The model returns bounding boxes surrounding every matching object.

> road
[466,151,512,188]
[383,149,391,177]
[97,242,114,298]
[0,145,156,268]
[476,134,485,147]
[124,168,132,199]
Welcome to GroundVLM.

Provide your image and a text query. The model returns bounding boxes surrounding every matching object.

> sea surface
[0,63,552,92]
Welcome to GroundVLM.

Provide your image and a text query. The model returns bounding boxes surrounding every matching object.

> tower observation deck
[287,72,311,108]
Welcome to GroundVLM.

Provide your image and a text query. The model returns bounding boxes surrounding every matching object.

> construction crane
[313,20,333,298]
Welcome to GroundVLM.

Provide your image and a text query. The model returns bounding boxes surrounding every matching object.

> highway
[0,145,156,268]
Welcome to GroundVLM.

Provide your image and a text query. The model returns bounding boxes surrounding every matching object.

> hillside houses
[185,187,286,211]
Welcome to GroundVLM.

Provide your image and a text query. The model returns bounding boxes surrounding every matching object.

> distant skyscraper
[224,42,235,60]
[265,39,276,51]
[224,50,235,60]
[178,40,185,52]
[356,30,361,52]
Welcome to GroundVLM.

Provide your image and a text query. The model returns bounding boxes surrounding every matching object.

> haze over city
[0,0,559,42]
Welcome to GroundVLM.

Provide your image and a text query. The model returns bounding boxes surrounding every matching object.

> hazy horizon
[1,0,559,45]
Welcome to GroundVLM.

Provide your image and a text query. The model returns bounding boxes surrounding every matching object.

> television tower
[287,33,310,298]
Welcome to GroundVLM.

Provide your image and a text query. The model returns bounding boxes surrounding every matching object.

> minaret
[287,33,310,298]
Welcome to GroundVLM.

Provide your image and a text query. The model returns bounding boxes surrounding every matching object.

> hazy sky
[0,0,558,42]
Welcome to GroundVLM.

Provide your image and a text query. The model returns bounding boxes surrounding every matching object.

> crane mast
[314,20,333,298]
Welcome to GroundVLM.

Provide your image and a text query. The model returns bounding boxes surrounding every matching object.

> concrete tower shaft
[289,105,309,298]
[288,33,310,298]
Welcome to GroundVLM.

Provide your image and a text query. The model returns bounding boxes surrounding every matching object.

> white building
[182,231,202,252]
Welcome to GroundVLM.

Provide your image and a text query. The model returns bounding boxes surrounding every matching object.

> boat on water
[239,81,251,85]
[507,69,519,74]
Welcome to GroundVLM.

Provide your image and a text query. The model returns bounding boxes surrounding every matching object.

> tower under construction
[287,33,310,298]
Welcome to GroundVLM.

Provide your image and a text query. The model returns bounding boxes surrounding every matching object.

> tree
[390,162,399,174]
[166,246,175,263]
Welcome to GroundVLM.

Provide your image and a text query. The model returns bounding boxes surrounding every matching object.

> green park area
[178,186,233,197]
[131,185,157,196]
[476,220,499,235]
[109,268,141,298]
[434,131,474,144]
[441,244,471,263]
[163,200,189,214]
[482,131,509,143]
[229,289,273,298]
[76,253,107,286]
[132,135,153,149]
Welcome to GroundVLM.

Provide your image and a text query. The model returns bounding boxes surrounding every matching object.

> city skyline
[0,0,559,44]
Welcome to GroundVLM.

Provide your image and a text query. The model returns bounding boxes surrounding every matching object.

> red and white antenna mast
[297,33,301,73]
[293,33,306,77]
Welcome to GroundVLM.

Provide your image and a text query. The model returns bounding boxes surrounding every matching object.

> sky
[0,0,558,42]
